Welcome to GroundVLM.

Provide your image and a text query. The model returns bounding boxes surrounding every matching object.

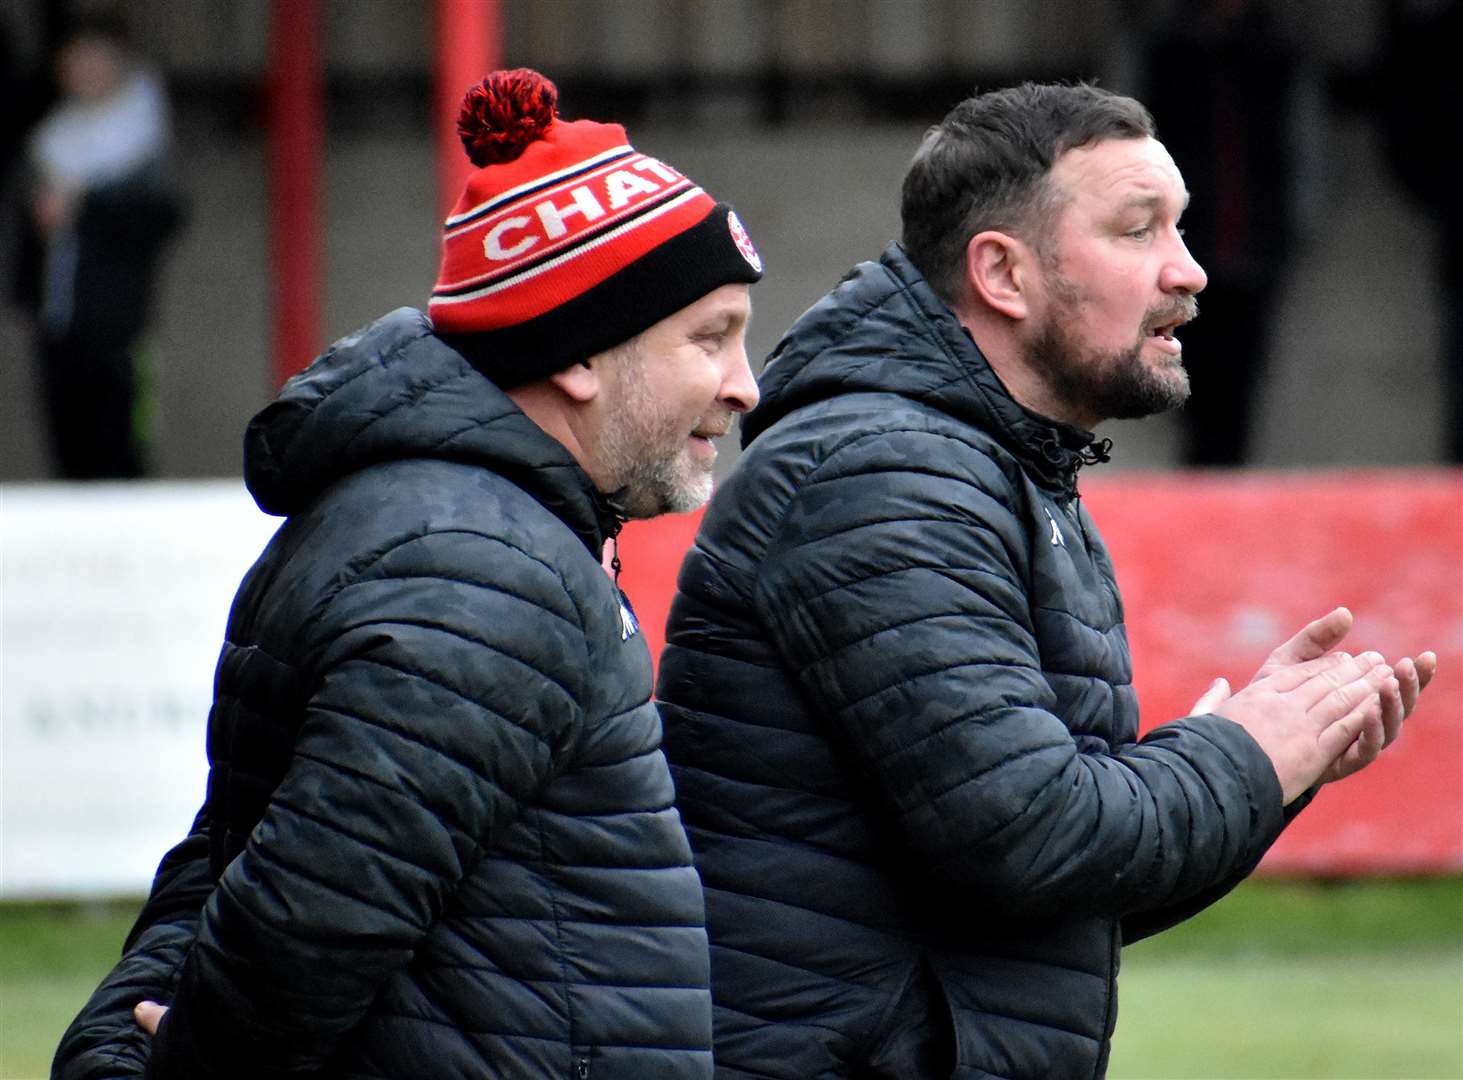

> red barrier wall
[617,469,1463,876]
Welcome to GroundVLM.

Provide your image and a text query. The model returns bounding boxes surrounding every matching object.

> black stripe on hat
[439,203,763,389]
[444,147,638,232]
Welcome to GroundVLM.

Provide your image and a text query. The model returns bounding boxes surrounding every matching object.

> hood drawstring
[1036,434,1069,468]
[1033,432,1112,504]
[1078,437,1113,467]
[1035,432,1112,470]
[605,518,625,589]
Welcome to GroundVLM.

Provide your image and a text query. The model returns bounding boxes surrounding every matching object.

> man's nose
[721,337,760,413]
[1163,235,1208,295]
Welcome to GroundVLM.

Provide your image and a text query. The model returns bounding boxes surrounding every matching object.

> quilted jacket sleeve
[1119,788,1314,942]
[753,429,1286,921]
[143,531,589,1079]
[52,810,213,1080]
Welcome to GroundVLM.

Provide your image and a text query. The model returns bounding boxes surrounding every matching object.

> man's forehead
[1051,136,1189,209]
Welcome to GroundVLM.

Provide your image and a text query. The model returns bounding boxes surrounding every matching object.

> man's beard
[1026,274,1197,424]
[597,350,717,520]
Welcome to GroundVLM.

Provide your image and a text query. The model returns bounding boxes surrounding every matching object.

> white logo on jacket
[1044,507,1066,548]
[618,594,640,641]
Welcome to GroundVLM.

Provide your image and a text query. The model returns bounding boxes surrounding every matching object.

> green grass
[1118,877,1463,959]
[0,898,143,1080]
[1110,952,1462,1079]
[1110,877,1463,1079]
[1,880,1459,1080]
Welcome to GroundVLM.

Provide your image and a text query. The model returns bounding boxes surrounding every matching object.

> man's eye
[1126,226,1152,240]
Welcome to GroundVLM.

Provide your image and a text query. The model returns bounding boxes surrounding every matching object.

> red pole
[267,0,325,387]
[434,0,503,220]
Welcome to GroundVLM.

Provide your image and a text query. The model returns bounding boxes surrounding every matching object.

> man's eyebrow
[1116,190,1191,213]
[695,313,743,337]
[708,305,751,329]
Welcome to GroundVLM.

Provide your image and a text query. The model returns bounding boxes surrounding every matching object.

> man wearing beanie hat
[54,68,762,1080]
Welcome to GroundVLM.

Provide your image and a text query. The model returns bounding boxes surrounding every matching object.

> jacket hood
[743,243,1108,496]
[244,307,617,552]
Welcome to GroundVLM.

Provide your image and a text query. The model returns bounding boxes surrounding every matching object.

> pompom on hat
[430,68,764,387]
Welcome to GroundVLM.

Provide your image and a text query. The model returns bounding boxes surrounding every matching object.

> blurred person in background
[52,68,763,1079]
[655,82,1435,1079]
[10,8,184,480]
[1141,0,1321,467]
[1380,0,1462,463]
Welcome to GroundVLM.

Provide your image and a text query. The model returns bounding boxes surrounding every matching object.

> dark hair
[900,82,1155,304]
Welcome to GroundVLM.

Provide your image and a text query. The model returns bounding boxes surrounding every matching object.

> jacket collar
[746,242,1109,499]
[244,308,620,556]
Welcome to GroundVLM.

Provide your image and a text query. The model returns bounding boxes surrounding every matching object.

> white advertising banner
[1,481,281,898]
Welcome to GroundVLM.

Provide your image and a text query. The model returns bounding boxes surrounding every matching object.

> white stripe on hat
[435,176,696,292]
[431,186,708,306]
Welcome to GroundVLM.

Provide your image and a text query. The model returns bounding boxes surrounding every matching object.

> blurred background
[1,1,1460,1077]
[1,0,1459,478]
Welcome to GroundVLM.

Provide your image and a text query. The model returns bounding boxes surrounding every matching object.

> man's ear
[966,230,1034,321]
[548,361,600,403]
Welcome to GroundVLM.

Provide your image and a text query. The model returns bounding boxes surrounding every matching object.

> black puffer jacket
[656,246,1297,1079]
[54,309,712,1080]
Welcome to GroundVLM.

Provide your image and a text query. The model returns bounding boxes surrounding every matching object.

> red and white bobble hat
[429,68,764,387]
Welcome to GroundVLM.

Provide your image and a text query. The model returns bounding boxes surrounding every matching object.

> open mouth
[1146,299,1198,344]
[1148,319,1182,343]
[1145,310,1194,353]
[686,432,720,462]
